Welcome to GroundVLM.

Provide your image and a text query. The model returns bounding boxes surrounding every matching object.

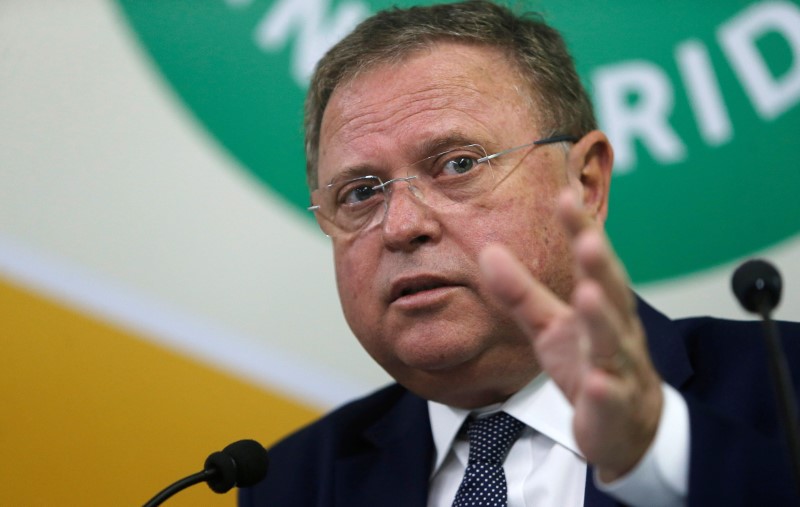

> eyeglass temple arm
[535,134,580,144]
[477,134,580,164]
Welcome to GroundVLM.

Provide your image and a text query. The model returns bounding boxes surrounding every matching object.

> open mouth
[390,276,459,303]
[400,281,447,298]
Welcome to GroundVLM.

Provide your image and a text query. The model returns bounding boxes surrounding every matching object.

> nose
[374,175,420,195]
[380,177,441,251]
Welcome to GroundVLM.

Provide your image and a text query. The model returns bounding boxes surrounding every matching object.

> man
[241,1,800,505]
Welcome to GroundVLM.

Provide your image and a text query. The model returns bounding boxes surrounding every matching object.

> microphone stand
[143,469,214,507]
[141,439,268,506]
[758,303,800,495]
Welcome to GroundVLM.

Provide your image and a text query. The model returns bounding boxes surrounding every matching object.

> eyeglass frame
[307,133,580,234]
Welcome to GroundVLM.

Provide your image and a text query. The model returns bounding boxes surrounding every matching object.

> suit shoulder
[671,315,800,406]
[673,315,800,345]
[239,383,428,506]
[269,382,421,456]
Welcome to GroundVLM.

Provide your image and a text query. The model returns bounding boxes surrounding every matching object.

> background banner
[2,0,799,504]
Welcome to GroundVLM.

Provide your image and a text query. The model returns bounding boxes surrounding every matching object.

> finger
[573,279,628,374]
[576,367,663,480]
[558,190,636,318]
[574,229,637,319]
[479,243,569,331]
[573,368,633,466]
[557,188,595,237]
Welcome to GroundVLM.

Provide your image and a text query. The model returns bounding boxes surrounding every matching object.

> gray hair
[304,0,597,190]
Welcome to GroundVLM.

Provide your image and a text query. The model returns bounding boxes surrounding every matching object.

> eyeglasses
[308,134,579,236]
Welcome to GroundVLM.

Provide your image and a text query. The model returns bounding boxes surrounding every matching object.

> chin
[388,352,532,408]
[401,369,526,409]
[391,331,487,372]
[386,346,540,409]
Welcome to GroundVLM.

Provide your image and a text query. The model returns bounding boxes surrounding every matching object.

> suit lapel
[637,296,693,389]
[334,387,433,507]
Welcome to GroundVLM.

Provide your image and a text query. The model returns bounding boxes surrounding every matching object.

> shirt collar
[427,374,582,475]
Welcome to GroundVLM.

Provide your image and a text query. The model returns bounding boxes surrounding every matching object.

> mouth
[388,275,461,304]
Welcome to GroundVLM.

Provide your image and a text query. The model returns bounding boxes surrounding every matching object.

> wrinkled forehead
[317,43,539,184]
[324,42,536,123]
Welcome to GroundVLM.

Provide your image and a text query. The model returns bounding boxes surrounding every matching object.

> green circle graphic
[114,0,800,283]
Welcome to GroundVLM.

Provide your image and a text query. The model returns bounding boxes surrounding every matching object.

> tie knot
[465,412,525,465]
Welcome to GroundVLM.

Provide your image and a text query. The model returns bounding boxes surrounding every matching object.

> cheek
[483,185,560,242]
[334,251,364,306]
[477,185,575,298]
[333,241,382,331]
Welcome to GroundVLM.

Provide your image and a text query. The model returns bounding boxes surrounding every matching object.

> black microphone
[732,259,782,315]
[732,259,800,494]
[143,439,269,507]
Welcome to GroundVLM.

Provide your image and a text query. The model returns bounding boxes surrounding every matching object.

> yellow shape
[0,275,321,506]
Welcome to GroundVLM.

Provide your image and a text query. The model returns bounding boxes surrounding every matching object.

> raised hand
[479,189,663,481]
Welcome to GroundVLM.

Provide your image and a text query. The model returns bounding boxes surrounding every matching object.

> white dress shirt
[427,374,689,507]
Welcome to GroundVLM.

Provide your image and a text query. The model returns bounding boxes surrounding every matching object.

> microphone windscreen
[204,439,269,493]
[205,450,237,493]
[223,439,269,487]
[732,259,782,314]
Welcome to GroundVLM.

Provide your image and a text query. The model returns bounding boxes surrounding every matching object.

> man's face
[317,42,587,408]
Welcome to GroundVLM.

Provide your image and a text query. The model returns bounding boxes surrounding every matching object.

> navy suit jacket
[240,300,800,506]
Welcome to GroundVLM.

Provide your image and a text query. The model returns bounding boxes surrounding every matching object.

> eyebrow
[324,131,493,185]
[413,132,489,161]
[324,164,381,187]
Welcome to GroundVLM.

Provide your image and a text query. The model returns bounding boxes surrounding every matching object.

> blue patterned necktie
[452,412,526,507]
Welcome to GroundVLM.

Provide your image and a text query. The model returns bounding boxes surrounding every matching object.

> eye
[433,145,487,177]
[442,156,477,175]
[336,177,382,207]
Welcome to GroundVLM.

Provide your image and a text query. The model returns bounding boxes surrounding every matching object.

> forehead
[317,42,538,183]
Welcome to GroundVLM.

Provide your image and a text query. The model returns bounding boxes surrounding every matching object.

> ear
[566,130,614,226]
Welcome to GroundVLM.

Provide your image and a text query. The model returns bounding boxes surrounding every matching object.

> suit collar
[334,386,433,507]
[636,296,694,389]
